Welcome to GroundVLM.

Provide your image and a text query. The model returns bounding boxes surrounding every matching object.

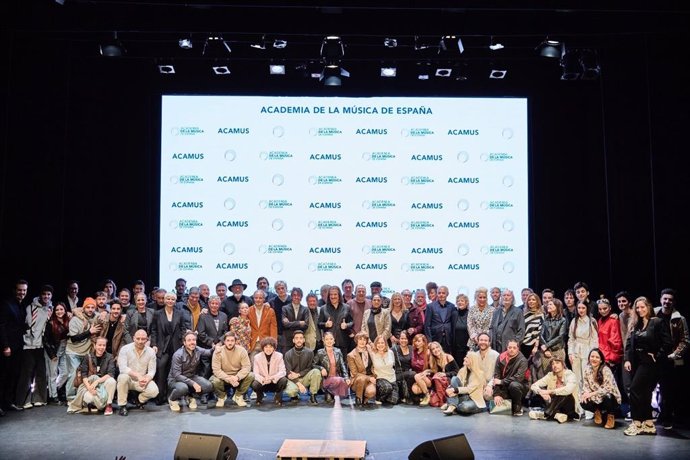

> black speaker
[408,433,474,460]
[174,432,238,460]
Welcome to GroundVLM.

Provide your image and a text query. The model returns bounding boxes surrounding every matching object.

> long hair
[633,296,654,330]
[49,301,69,340]
[549,298,564,319]
[458,351,484,386]
[328,286,344,307]
[588,348,606,385]
[428,341,449,372]
[524,293,543,316]
[412,333,429,369]
[571,301,596,339]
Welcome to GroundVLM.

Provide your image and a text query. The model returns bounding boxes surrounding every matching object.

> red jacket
[597,315,623,364]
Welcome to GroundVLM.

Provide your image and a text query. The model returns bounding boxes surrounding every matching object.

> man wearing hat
[221,279,254,320]
[65,296,101,399]
[368,281,390,309]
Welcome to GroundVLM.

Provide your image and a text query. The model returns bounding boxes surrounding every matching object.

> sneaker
[169,399,181,412]
[232,393,248,407]
[443,405,457,415]
[554,413,568,423]
[250,392,257,400]
[624,423,641,436]
[104,404,113,416]
[188,397,197,410]
[119,407,129,416]
[640,423,656,435]
[419,394,430,406]
[33,402,46,407]
[23,402,33,409]
[624,412,632,422]
[529,410,546,420]
[440,403,449,411]
[662,421,673,430]
[584,410,594,420]
[215,397,226,408]
[513,409,524,417]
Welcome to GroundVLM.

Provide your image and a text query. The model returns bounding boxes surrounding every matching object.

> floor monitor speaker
[174,431,238,460]
[408,433,474,460]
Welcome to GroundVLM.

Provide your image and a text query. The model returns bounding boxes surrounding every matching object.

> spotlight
[416,61,432,80]
[100,32,125,57]
[536,39,563,58]
[269,64,286,75]
[439,35,463,54]
[489,37,504,51]
[178,38,193,49]
[435,67,452,77]
[273,39,287,49]
[384,38,398,48]
[414,36,432,50]
[320,65,349,86]
[380,66,397,77]
[489,69,507,79]
[580,50,600,80]
[560,50,581,80]
[250,35,267,50]
[158,65,175,74]
[212,65,231,75]
[203,35,231,56]
[321,36,345,64]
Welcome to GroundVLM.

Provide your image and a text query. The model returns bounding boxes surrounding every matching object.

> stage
[1,397,688,459]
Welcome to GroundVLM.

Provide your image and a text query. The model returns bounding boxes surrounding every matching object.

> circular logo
[457,199,470,211]
[169,220,178,229]
[401,263,410,272]
[401,221,410,230]
[307,263,317,272]
[309,128,317,136]
[224,150,236,161]
[503,261,515,273]
[273,126,285,138]
[224,198,236,210]
[170,127,179,136]
[272,174,285,186]
[401,129,409,137]
[168,262,178,271]
[271,261,284,273]
[308,176,317,185]
[502,128,514,139]
[259,151,269,161]
[480,152,489,162]
[480,246,489,255]
[457,244,470,256]
[502,176,514,187]
[223,243,236,255]
[307,221,317,230]
[272,219,284,231]
[362,200,371,209]
[362,245,371,254]
[258,245,268,254]
[480,201,489,210]
[362,152,371,161]
[169,176,179,184]
[401,176,410,185]
[502,220,515,232]
[259,200,268,209]
[457,151,469,163]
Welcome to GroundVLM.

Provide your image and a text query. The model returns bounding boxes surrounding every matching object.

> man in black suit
[282,287,310,353]
[0,280,29,413]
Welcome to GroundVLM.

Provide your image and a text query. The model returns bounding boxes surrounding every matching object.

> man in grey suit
[489,289,525,353]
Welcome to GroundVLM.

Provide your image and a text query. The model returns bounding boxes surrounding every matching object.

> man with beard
[167,331,215,411]
[65,297,101,399]
[490,339,528,416]
[210,332,254,408]
[97,300,131,361]
[222,279,254,319]
[284,330,321,404]
[116,329,159,416]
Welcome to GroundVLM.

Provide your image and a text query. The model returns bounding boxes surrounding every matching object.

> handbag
[72,355,95,388]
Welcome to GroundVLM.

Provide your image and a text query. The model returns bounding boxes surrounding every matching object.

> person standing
[424,286,457,352]
[0,280,29,412]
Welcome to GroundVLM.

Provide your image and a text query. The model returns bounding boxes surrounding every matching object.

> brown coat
[248,304,278,350]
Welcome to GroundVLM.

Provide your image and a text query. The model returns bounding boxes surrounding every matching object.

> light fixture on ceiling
[489,69,507,79]
[203,35,231,56]
[158,64,175,74]
[100,32,125,57]
[489,36,504,51]
[416,61,432,80]
[435,67,453,77]
[380,66,397,77]
[579,50,600,80]
[439,35,464,54]
[269,63,286,75]
[273,39,287,49]
[178,38,193,50]
[384,38,398,48]
[212,65,231,75]
[560,50,581,80]
[251,35,267,50]
[536,38,563,58]
[320,36,345,65]
[320,64,349,86]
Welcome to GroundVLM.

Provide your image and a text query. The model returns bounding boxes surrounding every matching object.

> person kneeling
[167,331,215,412]
[443,352,486,415]
[67,337,117,415]
[251,337,288,406]
[529,357,582,423]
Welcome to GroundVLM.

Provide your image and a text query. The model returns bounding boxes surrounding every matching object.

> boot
[604,413,615,429]
[324,393,334,403]
[594,409,602,425]
[309,394,318,405]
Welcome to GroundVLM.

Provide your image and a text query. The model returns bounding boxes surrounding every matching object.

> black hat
[370,281,382,288]
[230,279,248,290]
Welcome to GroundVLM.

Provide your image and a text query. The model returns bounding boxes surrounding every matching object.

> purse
[73,355,95,388]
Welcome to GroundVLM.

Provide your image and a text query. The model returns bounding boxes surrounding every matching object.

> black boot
[309,394,318,405]
[324,393,334,403]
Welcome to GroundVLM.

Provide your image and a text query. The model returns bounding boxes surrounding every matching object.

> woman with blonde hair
[370,335,399,405]
[467,287,494,351]
[452,293,470,365]
[427,341,459,407]
[389,292,408,346]
[442,351,486,415]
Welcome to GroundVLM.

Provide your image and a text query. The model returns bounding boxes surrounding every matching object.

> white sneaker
[529,410,546,420]
[419,394,430,406]
[554,413,568,423]
[215,397,226,408]
[169,399,181,412]
[233,393,248,407]
[22,402,33,409]
[250,392,257,400]
[584,410,594,420]
[188,397,197,410]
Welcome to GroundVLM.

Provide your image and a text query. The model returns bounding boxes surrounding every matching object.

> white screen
[160,95,528,297]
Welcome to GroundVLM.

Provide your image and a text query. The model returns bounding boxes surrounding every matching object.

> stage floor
[1,397,688,459]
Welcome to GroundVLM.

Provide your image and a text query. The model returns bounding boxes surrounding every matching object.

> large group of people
[0,276,687,437]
